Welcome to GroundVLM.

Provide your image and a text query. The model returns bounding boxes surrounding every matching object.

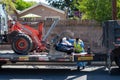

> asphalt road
[0,66,120,80]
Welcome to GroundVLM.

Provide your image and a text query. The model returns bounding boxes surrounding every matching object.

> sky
[23,0,48,4]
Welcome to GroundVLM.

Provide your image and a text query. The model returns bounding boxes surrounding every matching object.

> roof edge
[19,2,65,14]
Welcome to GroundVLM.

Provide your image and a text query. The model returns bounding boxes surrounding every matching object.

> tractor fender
[7,31,21,42]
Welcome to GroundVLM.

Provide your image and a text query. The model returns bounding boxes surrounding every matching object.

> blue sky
[23,0,48,4]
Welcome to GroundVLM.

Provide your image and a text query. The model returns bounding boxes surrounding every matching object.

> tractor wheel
[7,31,20,42]
[12,34,33,55]
[115,56,120,68]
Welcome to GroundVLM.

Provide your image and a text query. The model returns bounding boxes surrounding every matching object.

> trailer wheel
[12,34,33,55]
[115,56,120,68]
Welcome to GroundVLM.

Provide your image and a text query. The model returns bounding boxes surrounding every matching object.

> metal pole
[112,0,117,20]
[42,19,59,41]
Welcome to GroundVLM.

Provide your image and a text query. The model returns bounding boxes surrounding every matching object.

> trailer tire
[115,56,120,68]
[12,34,33,55]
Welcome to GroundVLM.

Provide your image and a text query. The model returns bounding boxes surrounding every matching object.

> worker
[74,38,85,53]
[74,37,86,69]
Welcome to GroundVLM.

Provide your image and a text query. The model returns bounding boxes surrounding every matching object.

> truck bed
[0,50,93,65]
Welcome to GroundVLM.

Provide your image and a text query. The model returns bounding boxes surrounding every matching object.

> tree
[0,0,16,14]
[14,0,37,11]
[117,0,120,18]
[46,0,77,10]
[0,0,36,14]
[46,0,65,10]
[47,0,120,22]
[46,0,78,17]
[78,0,112,22]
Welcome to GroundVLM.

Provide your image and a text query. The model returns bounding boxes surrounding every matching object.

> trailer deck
[0,50,93,66]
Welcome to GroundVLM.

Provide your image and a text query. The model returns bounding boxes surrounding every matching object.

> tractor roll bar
[42,19,59,41]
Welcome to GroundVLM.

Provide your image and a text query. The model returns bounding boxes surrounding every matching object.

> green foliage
[117,0,120,18]
[47,0,120,22]
[46,0,77,10]
[14,0,37,11]
[79,0,112,22]
[0,0,36,14]
[1,0,16,14]
[46,0,78,17]
[46,0,65,10]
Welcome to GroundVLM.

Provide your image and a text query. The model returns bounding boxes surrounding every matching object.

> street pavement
[0,66,120,80]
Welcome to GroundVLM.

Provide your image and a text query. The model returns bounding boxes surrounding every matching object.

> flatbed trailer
[0,50,93,70]
[0,4,94,70]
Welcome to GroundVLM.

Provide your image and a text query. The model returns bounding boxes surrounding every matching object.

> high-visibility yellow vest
[74,40,84,53]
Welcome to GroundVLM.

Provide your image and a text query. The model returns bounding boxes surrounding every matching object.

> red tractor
[7,20,46,55]
[0,4,59,55]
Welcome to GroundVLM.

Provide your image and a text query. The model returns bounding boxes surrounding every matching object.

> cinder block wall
[42,20,106,53]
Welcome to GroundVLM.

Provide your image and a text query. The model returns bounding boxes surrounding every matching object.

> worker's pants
[77,62,87,67]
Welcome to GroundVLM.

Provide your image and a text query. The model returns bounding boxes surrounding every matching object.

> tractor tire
[7,31,20,42]
[12,34,33,55]
[115,56,120,68]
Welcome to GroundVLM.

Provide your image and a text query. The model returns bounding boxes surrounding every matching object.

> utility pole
[112,0,117,20]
